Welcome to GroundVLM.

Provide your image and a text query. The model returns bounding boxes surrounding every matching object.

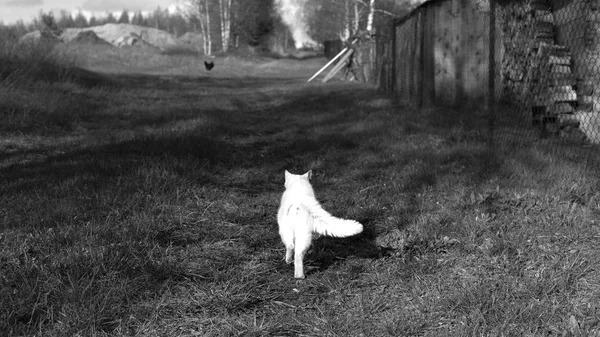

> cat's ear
[284,170,291,181]
[305,170,312,180]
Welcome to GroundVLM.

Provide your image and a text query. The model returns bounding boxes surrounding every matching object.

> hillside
[20,23,184,50]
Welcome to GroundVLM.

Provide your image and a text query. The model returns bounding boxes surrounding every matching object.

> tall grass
[0,29,112,134]
[0,29,76,84]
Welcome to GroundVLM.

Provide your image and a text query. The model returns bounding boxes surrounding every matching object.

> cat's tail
[301,199,363,237]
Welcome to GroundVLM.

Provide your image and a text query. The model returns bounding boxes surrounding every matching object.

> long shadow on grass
[0,74,389,254]
[0,73,508,333]
[306,145,502,278]
[2,75,388,333]
[1,74,385,187]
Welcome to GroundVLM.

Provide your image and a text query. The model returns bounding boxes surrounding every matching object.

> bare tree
[341,0,350,40]
[315,0,399,40]
[366,0,375,31]
[219,0,232,52]
[185,0,213,55]
[204,0,212,54]
[310,0,365,42]
[353,0,361,33]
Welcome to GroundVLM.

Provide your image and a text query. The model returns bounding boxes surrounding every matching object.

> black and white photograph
[1,0,600,335]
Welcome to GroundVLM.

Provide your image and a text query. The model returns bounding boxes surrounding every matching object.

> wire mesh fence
[385,0,600,163]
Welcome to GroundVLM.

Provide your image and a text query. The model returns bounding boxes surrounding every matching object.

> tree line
[183,0,416,54]
[1,0,417,54]
[1,8,193,40]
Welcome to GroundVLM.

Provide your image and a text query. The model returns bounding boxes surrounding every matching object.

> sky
[0,0,180,24]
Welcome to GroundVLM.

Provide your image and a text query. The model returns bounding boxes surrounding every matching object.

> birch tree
[307,0,414,42]
[354,0,361,33]
[339,0,398,38]
[185,0,213,55]
[202,0,212,54]
[218,0,232,52]
[366,0,375,32]
[325,0,364,41]
[341,0,349,40]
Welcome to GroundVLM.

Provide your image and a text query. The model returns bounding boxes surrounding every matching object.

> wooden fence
[391,0,501,108]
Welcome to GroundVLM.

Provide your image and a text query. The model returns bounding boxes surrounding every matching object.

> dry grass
[0,38,72,84]
[1,43,600,336]
[0,29,114,134]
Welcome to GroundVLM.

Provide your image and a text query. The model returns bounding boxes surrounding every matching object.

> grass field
[1,41,600,336]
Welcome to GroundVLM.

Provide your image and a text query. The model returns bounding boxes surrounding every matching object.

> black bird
[204,60,214,71]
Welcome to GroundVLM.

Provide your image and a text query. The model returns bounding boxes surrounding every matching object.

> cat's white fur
[277,170,363,278]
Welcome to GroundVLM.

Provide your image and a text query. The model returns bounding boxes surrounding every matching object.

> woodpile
[500,0,600,143]
[498,0,538,106]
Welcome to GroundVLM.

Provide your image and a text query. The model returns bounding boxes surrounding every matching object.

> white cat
[277,170,363,279]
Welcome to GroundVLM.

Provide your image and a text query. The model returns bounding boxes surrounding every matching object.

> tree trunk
[342,0,350,41]
[186,0,211,55]
[366,0,375,32]
[219,0,232,52]
[197,12,208,54]
[204,0,212,55]
[353,0,360,34]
